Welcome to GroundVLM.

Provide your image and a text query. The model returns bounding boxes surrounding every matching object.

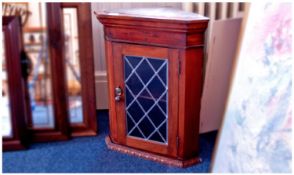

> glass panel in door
[124,55,168,144]
[62,8,83,124]
[22,2,54,128]
[1,32,12,138]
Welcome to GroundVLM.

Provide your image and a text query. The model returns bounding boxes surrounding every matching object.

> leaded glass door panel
[112,43,179,157]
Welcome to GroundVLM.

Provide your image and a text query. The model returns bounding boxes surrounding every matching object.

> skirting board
[105,136,202,168]
[95,71,108,109]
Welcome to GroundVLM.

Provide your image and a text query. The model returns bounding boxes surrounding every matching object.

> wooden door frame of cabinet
[27,3,71,142]
[60,3,97,137]
[2,16,30,151]
[110,43,179,157]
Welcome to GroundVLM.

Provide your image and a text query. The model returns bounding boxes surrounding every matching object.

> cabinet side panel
[178,47,203,159]
[167,48,180,157]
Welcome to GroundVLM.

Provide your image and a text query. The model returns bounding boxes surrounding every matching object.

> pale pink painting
[212,3,292,173]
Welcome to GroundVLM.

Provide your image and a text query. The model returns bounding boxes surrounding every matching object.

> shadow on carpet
[2,110,218,173]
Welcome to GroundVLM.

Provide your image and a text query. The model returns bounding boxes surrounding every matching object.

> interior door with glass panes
[2,2,96,144]
[112,43,179,157]
[61,3,97,136]
[2,16,30,150]
[2,2,70,142]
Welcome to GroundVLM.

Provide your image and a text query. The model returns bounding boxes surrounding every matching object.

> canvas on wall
[211,3,292,173]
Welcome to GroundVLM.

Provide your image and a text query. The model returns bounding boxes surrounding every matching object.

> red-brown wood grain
[105,40,119,143]
[111,43,179,157]
[96,7,209,166]
[29,3,70,142]
[178,47,204,159]
[61,3,97,137]
[2,16,30,151]
[105,136,202,168]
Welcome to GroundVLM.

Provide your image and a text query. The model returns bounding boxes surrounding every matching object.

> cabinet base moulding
[105,136,202,168]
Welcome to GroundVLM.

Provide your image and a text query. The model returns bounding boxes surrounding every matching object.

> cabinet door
[112,43,179,157]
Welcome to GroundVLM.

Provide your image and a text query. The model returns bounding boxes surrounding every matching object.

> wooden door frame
[27,3,71,142]
[2,16,30,151]
[111,43,179,157]
[60,3,97,136]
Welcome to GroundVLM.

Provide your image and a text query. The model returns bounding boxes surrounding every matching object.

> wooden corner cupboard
[95,8,209,167]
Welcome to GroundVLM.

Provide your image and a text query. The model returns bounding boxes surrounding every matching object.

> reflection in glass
[124,56,168,144]
[23,3,54,128]
[63,8,83,123]
[2,32,12,137]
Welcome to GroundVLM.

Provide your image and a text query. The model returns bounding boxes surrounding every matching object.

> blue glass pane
[159,122,167,141]
[137,90,153,112]
[138,118,154,138]
[124,59,132,80]
[125,88,133,106]
[148,105,166,127]
[127,114,135,132]
[126,74,143,96]
[135,59,154,84]
[149,132,164,143]
[148,58,164,71]
[147,76,165,99]
[128,101,144,123]
[158,64,167,85]
[125,56,142,68]
[129,127,144,138]
[158,93,167,114]
[124,55,168,143]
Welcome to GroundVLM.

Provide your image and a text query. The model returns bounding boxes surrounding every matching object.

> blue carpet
[2,110,217,173]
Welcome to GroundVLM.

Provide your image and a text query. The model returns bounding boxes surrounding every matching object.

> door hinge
[176,136,179,148]
[178,60,181,76]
